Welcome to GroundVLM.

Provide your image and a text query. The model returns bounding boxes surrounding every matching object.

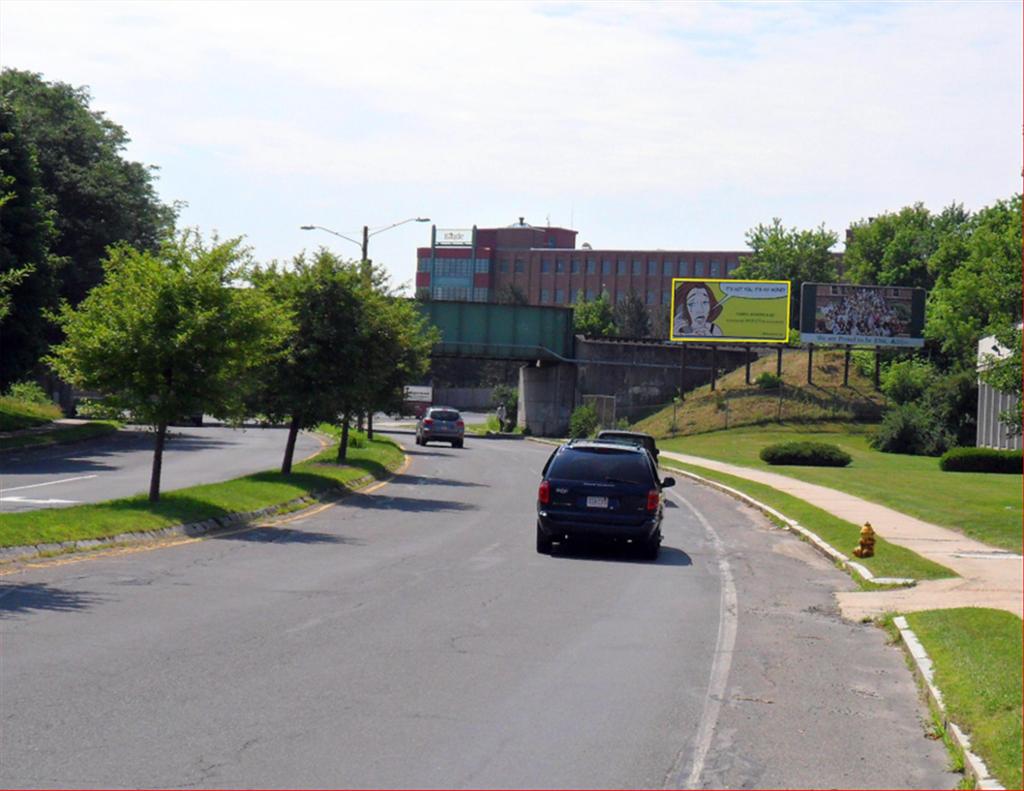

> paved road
[0,424,324,513]
[0,433,951,788]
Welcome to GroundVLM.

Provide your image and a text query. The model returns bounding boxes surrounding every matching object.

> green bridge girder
[415,300,575,361]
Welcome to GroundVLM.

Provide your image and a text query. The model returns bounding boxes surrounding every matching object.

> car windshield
[546,448,652,484]
[429,410,460,421]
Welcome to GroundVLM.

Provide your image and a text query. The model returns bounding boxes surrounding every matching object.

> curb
[0,444,410,566]
[892,616,1004,790]
[661,464,916,588]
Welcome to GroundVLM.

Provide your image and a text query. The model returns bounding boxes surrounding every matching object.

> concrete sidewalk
[661,451,1023,621]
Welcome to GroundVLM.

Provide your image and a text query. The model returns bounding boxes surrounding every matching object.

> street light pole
[300,217,430,440]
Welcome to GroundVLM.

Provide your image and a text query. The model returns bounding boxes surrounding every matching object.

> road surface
[0,432,951,788]
[0,424,324,513]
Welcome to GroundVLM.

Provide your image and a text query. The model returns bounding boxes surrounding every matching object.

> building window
[571,258,580,273]
[555,288,564,303]
[632,259,641,275]
[648,260,658,275]
[540,289,550,303]
[418,258,430,272]
[499,260,508,273]
[663,260,674,276]
[555,258,564,273]
[475,258,489,274]
[514,258,524,273]
[710,261,721,277]
[646,289,656,305]
[473,288,488,302]
[694,260,704,277]
[602,259,611,275]
[616,259,626,275]
[727,259,739,274]
[662,291,671,305]
[541,258,551,273]
[616,291,626,303]
[569,288,579,303]
[679,260,690,277]
[587,258,596,274]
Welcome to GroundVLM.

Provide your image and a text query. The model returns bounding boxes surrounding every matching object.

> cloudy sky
[3,0,1020,292]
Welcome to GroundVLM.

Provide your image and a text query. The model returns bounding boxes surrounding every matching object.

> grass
[659,428,1022,553]
[0,395,63,431]
[906,608,1023,790]
[0,433,405,549]
[661,458,956,584]
[0,420,120,451]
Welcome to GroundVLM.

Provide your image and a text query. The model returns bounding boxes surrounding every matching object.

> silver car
[415,407,465,448]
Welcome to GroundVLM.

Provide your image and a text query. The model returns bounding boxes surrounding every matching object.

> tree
[614,288,651,338]
[496,283,529,305]
[48,232,289,501]
[0,99,61,387]
[733,219,838,324]
[0,69,176,307]
[573,290,617,337]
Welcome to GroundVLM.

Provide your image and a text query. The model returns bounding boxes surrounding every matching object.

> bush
[870,402,951,456]
[882,359,936,405]
[755,372,782,390]
[760,441,852,467]
[492,384,518,428]
[346,429,367,449]
[6,381,52,405]
[940,447,1022,474]
[568,404,598,439]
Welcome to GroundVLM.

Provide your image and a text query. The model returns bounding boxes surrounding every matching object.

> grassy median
[0,431,406,549]
[905,608,1022,790]
[660,458,956,584]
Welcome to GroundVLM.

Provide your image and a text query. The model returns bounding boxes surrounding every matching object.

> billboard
[799,283,926,347]
[669,279,790,344]
[436,228,473,246]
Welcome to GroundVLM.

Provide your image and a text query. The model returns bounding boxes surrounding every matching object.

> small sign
[404,385,432,402]
[436,228,473,246]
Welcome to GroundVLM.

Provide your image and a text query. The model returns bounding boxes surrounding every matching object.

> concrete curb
[892,616,1004,790]
[660,464,916,588]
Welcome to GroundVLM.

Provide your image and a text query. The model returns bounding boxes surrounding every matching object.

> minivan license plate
[586,496,609,509]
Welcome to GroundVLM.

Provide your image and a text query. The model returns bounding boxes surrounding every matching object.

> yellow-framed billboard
[669,278,790,343]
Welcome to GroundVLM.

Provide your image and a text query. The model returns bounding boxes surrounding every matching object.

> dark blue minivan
[536,440,675,559]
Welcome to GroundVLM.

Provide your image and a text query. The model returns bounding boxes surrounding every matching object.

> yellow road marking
[0,441,411,576]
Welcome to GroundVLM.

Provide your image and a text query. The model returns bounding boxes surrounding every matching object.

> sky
[2,0,1021,293]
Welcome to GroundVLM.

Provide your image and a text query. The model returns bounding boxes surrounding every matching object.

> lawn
[661,458,956,584]
[659,427,1022,553]
[905,608,1022,790]
[0,420,119,451]
[0,395,62,431]
[0,433,405,549]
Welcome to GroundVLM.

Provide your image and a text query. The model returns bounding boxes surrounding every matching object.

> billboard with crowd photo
[669,279,790,344]
[799,283,926,347]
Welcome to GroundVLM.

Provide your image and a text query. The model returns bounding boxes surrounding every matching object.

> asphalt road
[0,433,952,788]
[0,424,324,512]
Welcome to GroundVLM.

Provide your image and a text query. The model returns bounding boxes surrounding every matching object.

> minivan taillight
[538,480,551,505]
[456,420,464,428]
[646,490,660,511]
[423,418,434,426]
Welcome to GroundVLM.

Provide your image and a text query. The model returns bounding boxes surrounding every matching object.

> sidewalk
[661,451,1023,621]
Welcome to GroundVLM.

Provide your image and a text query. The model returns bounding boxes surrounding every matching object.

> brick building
[416,218,748,309]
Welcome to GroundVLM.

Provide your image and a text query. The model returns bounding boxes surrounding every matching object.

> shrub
[870,402,951,456]
[6,381,52,405]
[568,404,598,439]
[755,372,782,390]
[882,359,936,405]
[939,447,1022,474]
[760,441,852,467]
[492,384,518,428]
[346,429,367,449]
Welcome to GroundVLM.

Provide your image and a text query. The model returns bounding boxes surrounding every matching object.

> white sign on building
[436,228,473,246]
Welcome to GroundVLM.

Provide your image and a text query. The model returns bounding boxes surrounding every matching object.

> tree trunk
[148,421,168,503]
[367,411,374,440]
[357,412,364,432]
[338,412,351,463]
[281,415,301,475]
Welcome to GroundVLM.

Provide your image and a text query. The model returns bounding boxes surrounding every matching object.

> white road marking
[0,474,98,493]
[1,496,80,505]
[665,489,739,790]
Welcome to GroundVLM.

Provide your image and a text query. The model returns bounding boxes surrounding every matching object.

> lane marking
[0,496,79,505]
[0,474,98,494]
[664,489,739,790]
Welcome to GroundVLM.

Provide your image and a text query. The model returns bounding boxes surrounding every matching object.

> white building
[976,333,1022,450]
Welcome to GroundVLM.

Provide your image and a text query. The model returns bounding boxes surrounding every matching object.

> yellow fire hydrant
[852,522,876,558]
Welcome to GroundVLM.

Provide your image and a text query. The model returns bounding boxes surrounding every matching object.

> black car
[594,430,659,462]
[536,440,674,559]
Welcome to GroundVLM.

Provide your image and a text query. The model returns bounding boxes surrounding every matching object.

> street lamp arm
[367,216,431,239]
[299,225,362,248]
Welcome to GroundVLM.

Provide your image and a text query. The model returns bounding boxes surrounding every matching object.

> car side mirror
[661,477,675,488]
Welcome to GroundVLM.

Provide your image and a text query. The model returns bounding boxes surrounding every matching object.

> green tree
[573,290,617,337]
[0,99,61,387]
[48,232,289,501]
[0,69,176,307]
[614,288,652,338]
[496,283,529,305]
[734,219,838,324]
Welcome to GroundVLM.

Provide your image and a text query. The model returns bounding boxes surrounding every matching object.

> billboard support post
[807,344,814,385]
[745,347,751,385]
[874,347,881,390]
[711,347,717,392]
[843,348,851,386]
[680,345,686,401]
[776,346,783,377]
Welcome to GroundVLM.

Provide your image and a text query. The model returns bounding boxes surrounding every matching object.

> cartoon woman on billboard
[674,281,724,337]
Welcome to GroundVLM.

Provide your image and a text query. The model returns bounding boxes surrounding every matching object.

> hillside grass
[0,395,63,431]
[0,420,120,451]
[0,432,405,549]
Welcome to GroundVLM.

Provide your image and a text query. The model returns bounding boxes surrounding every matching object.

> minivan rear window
[547,448,652,484]
[430,410,460,422]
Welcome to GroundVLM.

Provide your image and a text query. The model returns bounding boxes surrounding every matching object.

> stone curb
[661,464,916,587]
[0,473,380,565]
[892,616,1004,790]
